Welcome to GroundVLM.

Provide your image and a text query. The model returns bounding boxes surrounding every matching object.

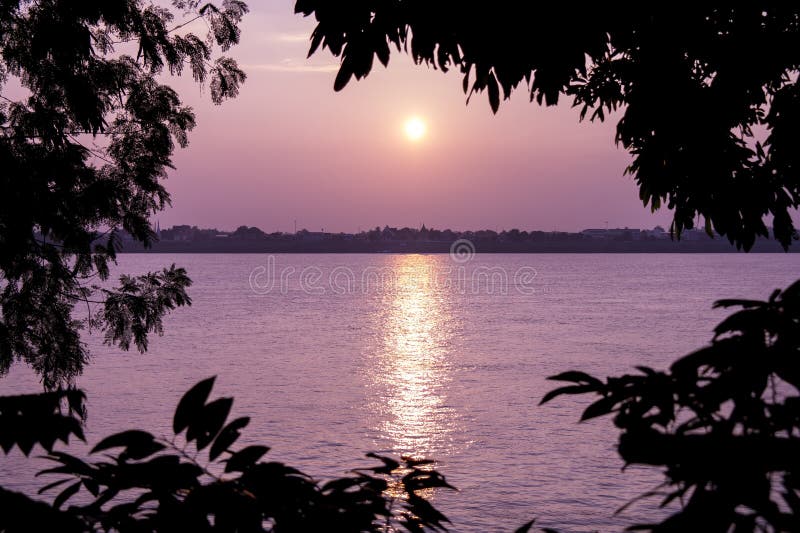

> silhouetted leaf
[174,376,215,434]
[224,445,269,472]
[514,520,536,533]
[580,395,618,421]
[713,298,765,309]
[487,72,500,113]
[547,371,603,386]
[91,430,163,460]
[540,384,596,405]
[209,416,249,461]
[405,494,450,528]
[334,58,353,91]
[375,38,390,67]
[366,452,400,474]
[402,469,456,492]
[37,478,72,495]
[37,452,93,478]
[307,30,323,57]
[634,366,656,376]
[53,481,81,510]
[193,397,234,451]
[82,478,99,497]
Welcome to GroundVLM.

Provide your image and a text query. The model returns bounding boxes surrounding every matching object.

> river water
[1,253,797,531]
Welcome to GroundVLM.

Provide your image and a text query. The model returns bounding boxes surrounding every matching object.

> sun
[403,117,427,142]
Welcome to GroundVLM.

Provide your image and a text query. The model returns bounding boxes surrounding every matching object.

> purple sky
[161,1,675,233]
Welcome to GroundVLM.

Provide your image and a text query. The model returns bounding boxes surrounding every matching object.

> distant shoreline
[117,240,796,254]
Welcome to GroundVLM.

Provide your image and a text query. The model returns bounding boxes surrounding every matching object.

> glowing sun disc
[404,117,427,141]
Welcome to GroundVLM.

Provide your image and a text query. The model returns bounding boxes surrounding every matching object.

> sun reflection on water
[365,255,460,458]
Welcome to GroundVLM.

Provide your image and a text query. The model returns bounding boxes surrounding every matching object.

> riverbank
[117,239,794,253]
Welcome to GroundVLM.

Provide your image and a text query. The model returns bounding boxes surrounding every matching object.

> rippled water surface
[2,253,798,531]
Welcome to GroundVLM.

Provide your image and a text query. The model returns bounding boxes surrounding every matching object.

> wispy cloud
[267,32,311,43]
[242,59,338,74]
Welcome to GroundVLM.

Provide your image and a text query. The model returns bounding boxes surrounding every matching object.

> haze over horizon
[161,1,678,234]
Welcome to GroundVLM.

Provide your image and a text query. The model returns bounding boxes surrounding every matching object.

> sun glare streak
[365,255,459,458]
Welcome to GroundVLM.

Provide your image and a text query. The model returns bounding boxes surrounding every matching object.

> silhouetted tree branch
[0,377,457,533]
[0,0,247,386]
[296,3,800,251]
[542,280,800,531]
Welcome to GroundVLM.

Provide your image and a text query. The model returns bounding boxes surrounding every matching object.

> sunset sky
[162,1,675,233]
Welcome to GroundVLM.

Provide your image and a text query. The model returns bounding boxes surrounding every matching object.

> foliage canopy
[293,4,800,529]
[543,280,800,531]
[0,377,456,532]
[0,0,247,387]
[296,3,800,251]
[3,3,800,531]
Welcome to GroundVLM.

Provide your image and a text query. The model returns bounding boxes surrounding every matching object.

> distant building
[683,228,712,241]
[381,226,396,240]
[302,232,325,242]
[581,228,609,239]
[642,226,669,239]
[167,225,195,241]
[581,228,642,240]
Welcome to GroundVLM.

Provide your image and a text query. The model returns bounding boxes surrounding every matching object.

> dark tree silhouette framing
[3,3,800,531]
[0,0,247,387]
[296,3,800,251]
[0,377,456,532]
[0,4,459,532]
[294,4,800,531]
[542,281,800,531]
